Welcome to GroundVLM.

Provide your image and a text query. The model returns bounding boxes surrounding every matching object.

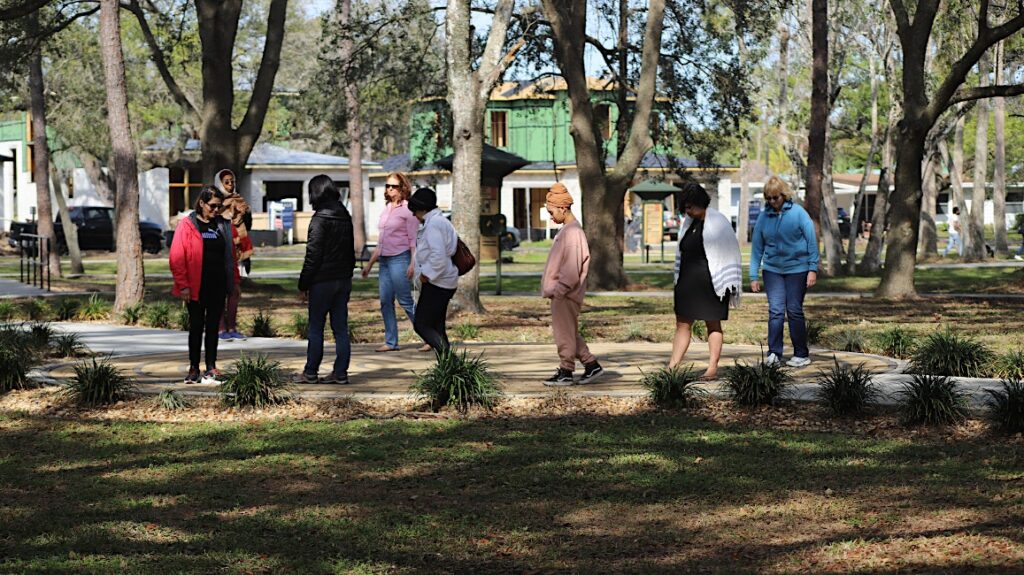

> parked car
[9,206,164,255]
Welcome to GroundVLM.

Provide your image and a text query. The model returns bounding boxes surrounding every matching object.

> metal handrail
[18,233,51,292]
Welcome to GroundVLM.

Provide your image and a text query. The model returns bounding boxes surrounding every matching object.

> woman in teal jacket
[749,176,819,368]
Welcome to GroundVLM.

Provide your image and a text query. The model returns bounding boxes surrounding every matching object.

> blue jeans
[943,231,963,256]
[378,251,416,348]
[763,270,809,359]
[304,279,351,377]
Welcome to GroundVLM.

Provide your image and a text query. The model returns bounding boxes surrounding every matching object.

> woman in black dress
[668,183,742,379]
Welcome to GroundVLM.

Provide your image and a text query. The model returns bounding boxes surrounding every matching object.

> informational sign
[643,202,664,246]
[748,199,763,223]
[281,204,294,230]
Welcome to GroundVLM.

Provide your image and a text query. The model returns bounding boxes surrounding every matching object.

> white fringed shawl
[673,207,743,308]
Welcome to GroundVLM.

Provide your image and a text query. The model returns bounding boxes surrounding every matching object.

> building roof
[489,77,631,101]
[246,143,380,169]
[434,144,531,177]
[373,151,715,176]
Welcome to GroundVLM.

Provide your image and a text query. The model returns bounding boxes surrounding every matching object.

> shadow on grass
[0,412,1022,574]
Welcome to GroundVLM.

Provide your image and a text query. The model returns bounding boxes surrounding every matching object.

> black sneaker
[543,368,575,387]
[321,371,349,385]
[184,366,200,384]
[579,361,604,384]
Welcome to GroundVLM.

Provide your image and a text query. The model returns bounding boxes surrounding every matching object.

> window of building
[490,110,508,147]
[169,166,204,216]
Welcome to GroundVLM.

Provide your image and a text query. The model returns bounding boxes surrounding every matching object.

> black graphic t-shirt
[196,218,226,296]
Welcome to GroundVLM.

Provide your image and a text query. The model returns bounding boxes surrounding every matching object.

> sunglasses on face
[385,183,401,189]
[206,202,224,211]
[765,195,782,201]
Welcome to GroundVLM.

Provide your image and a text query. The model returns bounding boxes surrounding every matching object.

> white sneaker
[786,356,812,368]
[764,353,780,366]
[1015,254,1023,261]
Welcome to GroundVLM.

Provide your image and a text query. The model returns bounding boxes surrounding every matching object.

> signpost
[642,201,665,263]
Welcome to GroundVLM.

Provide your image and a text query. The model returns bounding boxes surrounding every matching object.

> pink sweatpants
[550,297,596,371]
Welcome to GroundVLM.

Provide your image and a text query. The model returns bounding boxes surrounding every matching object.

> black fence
[19,234,51,292]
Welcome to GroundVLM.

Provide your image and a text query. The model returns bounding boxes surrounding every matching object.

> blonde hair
[386,172,413,202]
[763,176,790,201]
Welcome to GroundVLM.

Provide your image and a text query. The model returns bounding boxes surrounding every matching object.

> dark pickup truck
[9,206,164,254]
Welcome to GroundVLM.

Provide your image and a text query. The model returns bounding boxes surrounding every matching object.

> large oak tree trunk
[99,0,144,312]
[877,128,927,297]
[993,42,1009,255]
[804,0,827,238]
[338,0,365,253]
[28,45,61,279]
[917,153,938,257]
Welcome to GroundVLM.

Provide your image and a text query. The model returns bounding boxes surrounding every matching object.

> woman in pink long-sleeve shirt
[361,172,429,352]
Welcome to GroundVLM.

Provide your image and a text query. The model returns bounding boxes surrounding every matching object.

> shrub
[290,312,309,339]
[220,354,291,407]
[724,357,793,407]
[831,327,867,353]
[54,298,81,321]
[143,301,173,329]
[910,329,993,377]
[53,332,87,358]
[23,299,51,321]
[156,389,190,411]
[985,379,1024,434]
[806,320,826,346]
[176,304,191,332]
[63,357,137,406]
[0,346,33,393]
[897,374,969,426]
[873,325,916,359]
[621,324,652,343]
[641,365,706,409]
[0,324,35,358]
[691,320,708,343]
[27,322,55,351]
[814,358,879,416]
[77,294,111,321]
[249,309,276,337]
[453,322,480,341]
[411,348,502,413]
[0,300,17,321]
[120,303,143,326]
[989,350,1024,381]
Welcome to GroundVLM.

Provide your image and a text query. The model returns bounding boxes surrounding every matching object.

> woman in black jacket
[297,175,355,384]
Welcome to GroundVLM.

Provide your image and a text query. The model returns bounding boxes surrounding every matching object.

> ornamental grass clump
[873,325,916,359]
[412,348,502,413]
[831,327,867,353]
[641,365,706,409]
[27,322,55,352]
[52,332,87,358]
[76,294,111,321]
[23,299,51,321]
[724,356,793,407]
[897,374,969,426]
[814,357,879,417]
[156,389,191,411]
[54,298,81,321]
[453,322,480,341]
[985,379,1024,434]
[691,320,708,343]
[0,346,34,393]
[219,354,292,408]
[143,301,173,329]
[120,303,143,326]
[290,312,309,339]
[989,350,1024,381]
[0,300,17,321]
[910,329,992,377]
[805,320,826,346]
[249,309,276,338]
[63,357,137,406]
[176,304,191,332]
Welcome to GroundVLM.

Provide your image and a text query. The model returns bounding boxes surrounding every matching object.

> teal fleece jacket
[749,200,819,280]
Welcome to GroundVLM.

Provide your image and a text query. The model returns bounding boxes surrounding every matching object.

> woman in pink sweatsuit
[540,183,602,386]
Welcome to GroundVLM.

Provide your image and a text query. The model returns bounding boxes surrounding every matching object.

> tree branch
[950,83,1024,104]
[123,0,198,119]
[887,0,910,35]
[0,0,53,21]
[237,0,287,154]
[475,0,516,102]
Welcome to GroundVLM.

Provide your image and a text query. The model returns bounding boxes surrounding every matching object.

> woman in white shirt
[407,188,458,354]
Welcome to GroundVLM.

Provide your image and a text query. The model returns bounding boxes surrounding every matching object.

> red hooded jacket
[170,214,240,301]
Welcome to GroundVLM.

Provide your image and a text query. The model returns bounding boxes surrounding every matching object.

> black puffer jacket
[298,201,355,291]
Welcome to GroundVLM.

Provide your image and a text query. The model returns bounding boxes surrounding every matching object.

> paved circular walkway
[43,340,898,399]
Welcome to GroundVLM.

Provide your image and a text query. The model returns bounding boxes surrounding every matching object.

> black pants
[414,282,456,354]
[187,284,227,370]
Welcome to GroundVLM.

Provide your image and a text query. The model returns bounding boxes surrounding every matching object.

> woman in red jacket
[169,186,240,384]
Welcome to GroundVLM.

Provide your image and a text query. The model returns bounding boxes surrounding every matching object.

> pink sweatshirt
[541,220,590,304]
[377,200,419,256]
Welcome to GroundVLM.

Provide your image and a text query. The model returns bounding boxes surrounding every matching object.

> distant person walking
[541,183,602,386]
[361,172,430,352]
[297,175,355,385]
[407,188,458,354]
[169,186,239,384]
[668,183,742,380]
[943,206,963,257]
[749,176,819,368]
[215,169,253,341]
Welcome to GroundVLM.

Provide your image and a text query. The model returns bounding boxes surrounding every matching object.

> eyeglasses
[385,183,401,189]
[764,195,782,201]
[206,202,224,210]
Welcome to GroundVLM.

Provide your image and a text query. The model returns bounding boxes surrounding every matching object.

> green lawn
[0,410,1021,573]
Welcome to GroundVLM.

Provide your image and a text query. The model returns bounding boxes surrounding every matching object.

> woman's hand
[178,287,190,301]
[806,271,817,288]
[750,281,761,293]
[406,263,415,280]
[361,263,373,279]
